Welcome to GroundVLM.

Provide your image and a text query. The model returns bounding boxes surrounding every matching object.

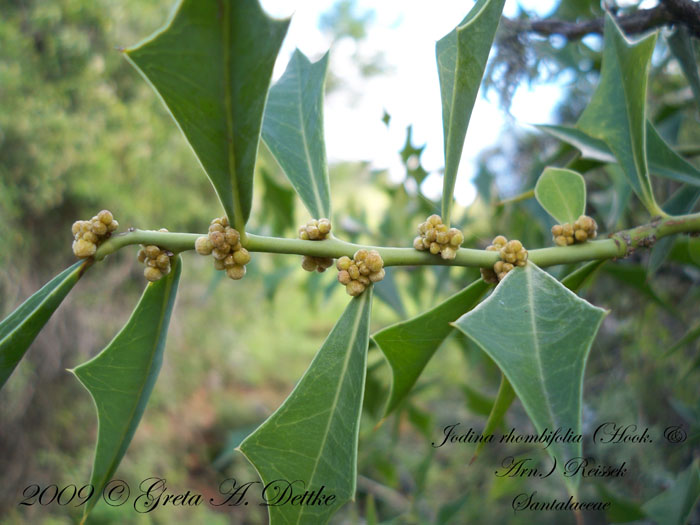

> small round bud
[72,221,82,236]
[369,268,385,282]
[449,229,464,246]
[209,231,226,248]
[440,246,457,260]
[358,275,370,286]
[346,280,366,296]
[516,250,528,262]
[507,240,522,252]
[338,270,351,285]
[365,251,383,271]
[422,237,431,249]
[436,223,448,233]
[555,235,568,247]
[73,239,96,258]
[226,265,246,280]
[318,218,331,235]
[224,228,240,246]
[91,220,107,235]
[233,248,251,265]
[137,248,147,263]
[107,220,119,232]
[212,248,229,260]
[494,261,504,274]
[317,257,334,269]
[144,267,163,282]
[307,226,320,240]
[566,236,574,245]
[354,249,368,262]
[562,223,574,236]
[551,224,563,236]
[358,263,371,276]
[301,256,318,272]
[221,216,229,227]
[83,231,98,243]
[493,235,507,247]
[337,256,352,271]
[575,229,588,242]
[413,236,425,250]
[299,230,310,241]
[209,223,224,234]
[224,254,235,267]
[195,236,214,255]
[211,217,223,225]
[161,265,171,276]
[426,228,437,242]
[146,258,158,268]
[214,259,226,270]
[156,253,170,269]
[436,231,449,244]
[418,222,428,234]
[144,245,160,258]
[97,210,113,225]
[429,242,441,255]
[481,267,498,284]
[348,264,360,280]
[428,214,442,226]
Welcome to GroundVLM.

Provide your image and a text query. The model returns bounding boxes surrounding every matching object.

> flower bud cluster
[551,215,598,246]
[336,249,384,296]
[298,218,333,272]
[413,214,464,260]
[480,235,528,283]
[137,229,173,282]
[195,216,250,280]
[71,210,119,258]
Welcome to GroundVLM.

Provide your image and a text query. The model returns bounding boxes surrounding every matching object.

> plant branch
[503,0,700,40]
[92,212,700,270]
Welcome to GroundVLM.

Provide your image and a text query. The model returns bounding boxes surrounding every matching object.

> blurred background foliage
[0,0,699,523]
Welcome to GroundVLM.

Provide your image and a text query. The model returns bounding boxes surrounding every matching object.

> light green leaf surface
[238,288,373,525]
[436,0,505,224]
[124,0,290,231]
[470,260,605,463]
[0,260,87,390]
[73,256,181,520]
[534,167,586,224]
[577,14,660,214]
[373,279,490,417]
[642,461,700,525]
[262,50,331,218]
[453,264,606,493]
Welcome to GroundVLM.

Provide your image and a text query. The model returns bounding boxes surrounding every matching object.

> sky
[257,0,568,205]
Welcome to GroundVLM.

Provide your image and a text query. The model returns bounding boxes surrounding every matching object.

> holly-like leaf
[534,167,586,224]
[262,50,331,219]
[373,279,490,417]
[642,461,700,525]
[0,260,88,390]
[453,264,606,494]
[576,14,660,215]
[124,0,290,231]
[238,288,373,525]
[72,256,181,521]
[437,0,506,224]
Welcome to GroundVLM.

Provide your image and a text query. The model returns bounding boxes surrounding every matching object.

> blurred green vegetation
[1,1,699,524]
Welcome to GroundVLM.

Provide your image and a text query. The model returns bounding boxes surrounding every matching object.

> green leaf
[72,256,182,520]
[436,0,506,224]
[577,14,660,215]
[665,320,700,358]
[452,264,606,494]
[373,267,406,318]
[595,484,646,523]
[534,167,586,224]
[642,461,700,525]
[470,260,604,464]
[238,288,373,525]
[262,50,331,218]
[668,27,700,113]
[124,0,290,231]
[538,123,700,187]
[373,279,490,417]
[0,260,87,390]
[260,167,296,236]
